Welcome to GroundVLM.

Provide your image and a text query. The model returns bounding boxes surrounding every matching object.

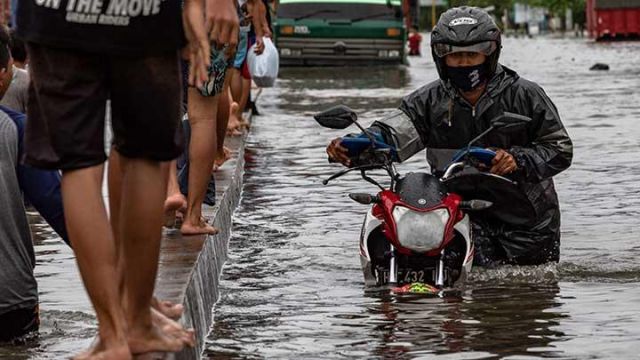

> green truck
[274,0,407,65]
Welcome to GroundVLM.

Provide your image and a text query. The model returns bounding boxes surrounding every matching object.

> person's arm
[508,85,573,182]
[327,92,427,165]
[1,107,70,244]
[369,109,425,163]
[257,0,272,38]
[248,0,267,54]
[370,88,431,162]
[18,164,69,245]
[183,0,239,86]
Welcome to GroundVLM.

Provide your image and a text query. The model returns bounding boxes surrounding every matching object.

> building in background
[513,3,547,35]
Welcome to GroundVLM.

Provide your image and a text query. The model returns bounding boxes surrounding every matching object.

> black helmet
[431,6,501,82]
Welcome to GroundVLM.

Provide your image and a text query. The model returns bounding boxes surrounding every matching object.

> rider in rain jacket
[327,7,572,266]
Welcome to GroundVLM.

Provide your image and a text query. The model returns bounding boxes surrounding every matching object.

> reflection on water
[362,283,565,358]
[275,66,410,118]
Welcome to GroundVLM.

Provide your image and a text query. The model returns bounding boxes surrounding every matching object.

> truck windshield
[278,2,401,22]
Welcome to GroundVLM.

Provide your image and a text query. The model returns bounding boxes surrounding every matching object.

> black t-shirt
[16,0,185,56]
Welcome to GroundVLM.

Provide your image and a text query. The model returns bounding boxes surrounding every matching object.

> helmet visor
[433,41,497,58]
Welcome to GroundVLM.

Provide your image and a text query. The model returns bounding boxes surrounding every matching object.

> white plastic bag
[247,37,279,88]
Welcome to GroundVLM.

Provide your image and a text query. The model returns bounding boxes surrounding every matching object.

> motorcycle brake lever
[323,163,383,185]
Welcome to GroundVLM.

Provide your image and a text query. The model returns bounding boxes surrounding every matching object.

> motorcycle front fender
[453,214,474,280]
[360,207,383,262]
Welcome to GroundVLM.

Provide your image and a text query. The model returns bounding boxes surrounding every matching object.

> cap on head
[430,6,501,82]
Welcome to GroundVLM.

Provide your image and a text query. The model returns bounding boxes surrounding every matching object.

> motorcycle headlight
[392,206,449,252]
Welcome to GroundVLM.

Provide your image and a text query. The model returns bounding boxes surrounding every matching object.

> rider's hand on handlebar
[326,138,351,166]
[490,149,518,175]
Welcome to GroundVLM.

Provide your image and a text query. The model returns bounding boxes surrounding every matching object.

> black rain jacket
[370,64,573,266]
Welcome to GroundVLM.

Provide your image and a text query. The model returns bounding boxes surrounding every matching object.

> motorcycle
[315,105,533,294]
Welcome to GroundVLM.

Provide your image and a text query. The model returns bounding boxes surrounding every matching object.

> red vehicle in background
[587,0,640,40]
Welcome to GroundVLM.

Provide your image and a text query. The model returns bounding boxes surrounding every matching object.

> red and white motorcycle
[316,105,532,293]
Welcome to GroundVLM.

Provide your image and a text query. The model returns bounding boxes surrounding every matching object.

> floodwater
[205,37,640,359]
[1,37,640,359]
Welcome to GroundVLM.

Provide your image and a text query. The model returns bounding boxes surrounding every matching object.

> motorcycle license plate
[377,268,435,285]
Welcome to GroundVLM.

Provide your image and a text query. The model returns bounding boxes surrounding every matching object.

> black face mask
[446,63,488,92]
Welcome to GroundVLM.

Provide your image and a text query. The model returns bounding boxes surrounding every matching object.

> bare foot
[226,127,243,137]
[151,297,183,320]
[128,321,184,355]
[213,147,233,172]
[163,194,187,228]
[73,340,131,360]
[181,218,219,236]
[151,308,195,348]
[164,193,187,214]
[227,103,244,137]
[239,118,251,130]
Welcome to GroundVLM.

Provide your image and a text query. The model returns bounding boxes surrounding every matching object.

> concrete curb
[154,115,251,359]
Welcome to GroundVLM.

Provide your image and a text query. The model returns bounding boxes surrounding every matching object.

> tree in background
[421,0,586,32]
[448,0,514,28]
[530,0,585,30]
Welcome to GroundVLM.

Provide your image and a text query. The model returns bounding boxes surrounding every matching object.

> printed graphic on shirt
[34,0,166,26]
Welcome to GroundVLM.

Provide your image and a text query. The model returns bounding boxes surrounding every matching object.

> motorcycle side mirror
[459,199,493,211]
[349,193,379,205]
[491,112,532,130]
[313,105,358,129]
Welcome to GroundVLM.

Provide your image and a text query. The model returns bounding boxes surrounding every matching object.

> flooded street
[205,37,640,358]
[2,36,640,359]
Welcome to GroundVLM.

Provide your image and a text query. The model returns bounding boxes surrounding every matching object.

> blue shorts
[233,30,249,69]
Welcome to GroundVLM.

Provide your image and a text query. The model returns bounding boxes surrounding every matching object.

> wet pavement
[2,36,640,359]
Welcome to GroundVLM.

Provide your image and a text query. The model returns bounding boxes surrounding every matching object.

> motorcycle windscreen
[443,168,537,226]
[395,172,447,209]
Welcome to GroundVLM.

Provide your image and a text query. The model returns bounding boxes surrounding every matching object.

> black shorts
[25,43,184,170]
[0,305,39,342]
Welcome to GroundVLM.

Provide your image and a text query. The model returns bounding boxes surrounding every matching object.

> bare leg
[214,78,232,170]
[226,100,243,137]
[107,150,127,299]
[226,69,244,136]
[181,87,219,235]
[117,155,183,354]
[108,151,189,330]
[62,165,130,360]
[216,78,231,159]
[164,160,187,226]
[230,69,246,124]
[229,68,242,105]
[238,77,251,127]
